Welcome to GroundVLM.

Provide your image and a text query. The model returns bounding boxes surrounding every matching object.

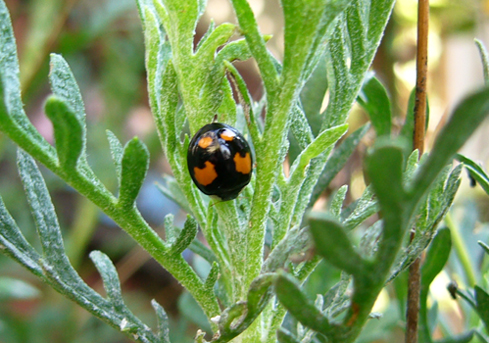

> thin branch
[413,0,429,156]
[406,1,429,343]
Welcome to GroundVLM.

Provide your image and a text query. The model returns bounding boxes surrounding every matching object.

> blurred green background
[1,0,489,342]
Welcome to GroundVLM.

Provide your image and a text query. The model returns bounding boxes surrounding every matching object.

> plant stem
[406,1,429,342]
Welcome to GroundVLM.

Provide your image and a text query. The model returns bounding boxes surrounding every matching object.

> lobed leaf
[106,130,124,181]
[330,185,348,219]
[274,272,332,336]
[48,54,87,128]
[204,261,219,293]
[365,144,405,241]
[475,39,489,84]
[309,212,366,276]
[118,137,150,208]
[475,286,489,333]
[0,0,56,164]
[357,73,391,137]
[456,153,489,195]
[151,299,171,343]
[44,96,84,171]
[90,250,125,312]
[170,215,198,255]
[262,226,310,273]
[290,124,348,178]
[323,272,351,317]
[195,23,235,61]
[342,186,378,231]
[0,194,43,277]
[247,273,275,315]
[309,124,370,207]
[479,241,489,255]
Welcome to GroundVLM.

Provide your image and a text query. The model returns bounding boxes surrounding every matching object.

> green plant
[2,0,489,342]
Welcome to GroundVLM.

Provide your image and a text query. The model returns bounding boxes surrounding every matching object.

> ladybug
[187,123,253,201]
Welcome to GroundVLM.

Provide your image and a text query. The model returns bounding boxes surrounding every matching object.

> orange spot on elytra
[234,152,251,174]
[198,136,213,149]
[220,130,235,141]
[194,161,217,186]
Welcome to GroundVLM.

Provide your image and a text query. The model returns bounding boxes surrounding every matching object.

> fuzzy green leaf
[359,221,382,258]
[0,1,56,164]
[262,226,310,273]
[409,85,489,202]
[247,273,275,315]
[153,0,200,55]
[357,73,391,137]
[282,0,333,85]
[48,54,87,128]
[420,227,451,343]
[0,277,40,300]
[400,88,416,150]
[15,150,160,340]
[365,143,409,279]
[309,212,366,276]
[330,185,348,219]
[365,144,405,241]
[151,299,171,343]
[106,130,124,181]
[0,0,24,118]
[479,241,489,255]
[300,57,328,136]
[44,96,84,171]
[0,194,43,277]
[217,302,248,340]
[89,251,125,312]
[323,272,351,317]
[475,286,489,333]
[391,165,462,280]
[170,215,198,255]
[290,124,348,177]
[309,124,370,207]
[190,239,218,265]
[456,153,489,195]
[229,0,279,99]
[342,186,378,231]
[224,61,259,140]
[216,39,251,62]
[195,23,235,62]
[288,103,315,164]
[139,4,171,115]
[475,39,489,83]
[204,261,219,293]
[322,0,396,128]
[118,137,149,208]
[274,272,332,335]
[17,149,74,274]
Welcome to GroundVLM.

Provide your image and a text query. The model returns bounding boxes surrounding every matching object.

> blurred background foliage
[1,0,489,342]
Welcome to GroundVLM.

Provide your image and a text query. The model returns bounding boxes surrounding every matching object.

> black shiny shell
[187,123,253,201]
